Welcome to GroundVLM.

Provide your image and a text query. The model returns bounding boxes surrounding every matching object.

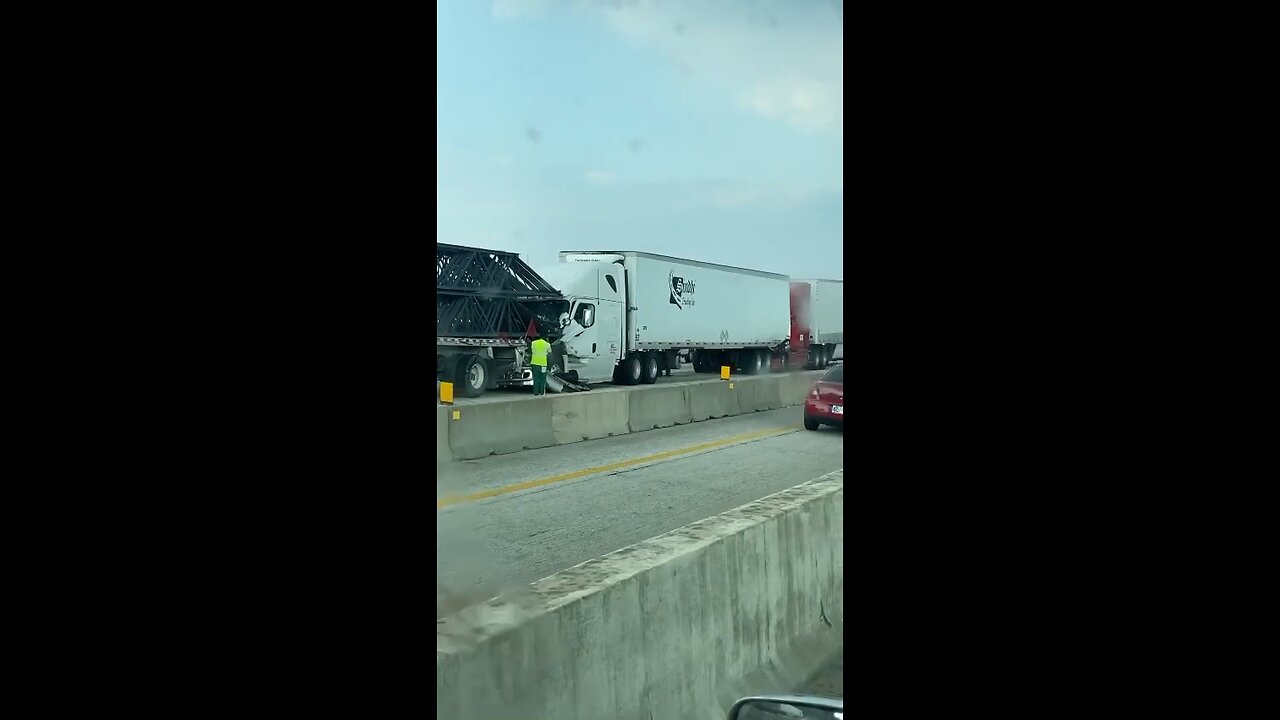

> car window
[822,365,842,382]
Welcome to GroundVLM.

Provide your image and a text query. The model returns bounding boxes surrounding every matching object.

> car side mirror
[729,696,843,720]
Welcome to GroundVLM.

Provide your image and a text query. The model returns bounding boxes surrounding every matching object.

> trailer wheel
[743,349,764,375]
[458,355,487,398]
[620,355,642,385]
[641,354,659,384]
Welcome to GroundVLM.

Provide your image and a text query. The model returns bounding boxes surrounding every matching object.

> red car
[803,364,844,430]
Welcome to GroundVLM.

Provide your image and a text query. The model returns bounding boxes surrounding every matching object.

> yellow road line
[437,426,795,510]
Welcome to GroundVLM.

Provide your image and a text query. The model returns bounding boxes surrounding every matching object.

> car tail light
[811,385,818,397]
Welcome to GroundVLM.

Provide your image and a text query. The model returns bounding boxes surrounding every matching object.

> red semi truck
[789,279,843,370]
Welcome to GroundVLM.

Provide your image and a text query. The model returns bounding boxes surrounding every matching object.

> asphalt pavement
[436,405,844,616]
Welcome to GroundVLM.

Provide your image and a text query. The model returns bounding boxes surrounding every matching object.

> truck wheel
[641,354,659,384]
[621,356,642,385]
[743,350,763,375]
[458,355,487,398]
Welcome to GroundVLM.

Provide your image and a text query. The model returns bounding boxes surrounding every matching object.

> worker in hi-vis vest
[530,334,551,396]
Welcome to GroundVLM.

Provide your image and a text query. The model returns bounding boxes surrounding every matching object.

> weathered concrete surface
[441,372,825,462]
[627,384,692,431]
[735,375,784,412]
[549,391,629,445]
[687,381,741,422]
[447,398,559,460]
[436,405,452,463]
[436,470,844,719]
[782,372,818,405]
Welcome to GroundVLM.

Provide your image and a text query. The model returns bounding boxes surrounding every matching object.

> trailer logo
[669,270,696,309]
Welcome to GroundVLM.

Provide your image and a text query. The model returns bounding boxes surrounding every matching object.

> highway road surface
[436,404,844,616]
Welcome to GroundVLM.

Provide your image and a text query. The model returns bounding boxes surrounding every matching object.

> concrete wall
[447,399,560,460]
[438,371,822,461]
[436,406,452,463]
[436,470,844,719]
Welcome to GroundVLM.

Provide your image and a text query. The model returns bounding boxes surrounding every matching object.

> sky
[437,0,843,280]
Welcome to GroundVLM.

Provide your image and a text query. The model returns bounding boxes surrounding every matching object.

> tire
[620,355,642,385]
[458,355,487,398]
[804,415,821,431]
[641,354,659,384]
[743,349,763,375]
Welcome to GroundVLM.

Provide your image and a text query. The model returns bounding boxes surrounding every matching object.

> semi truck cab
[534,262,626,385]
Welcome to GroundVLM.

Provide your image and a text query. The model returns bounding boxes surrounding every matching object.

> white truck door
[595,266,625,368]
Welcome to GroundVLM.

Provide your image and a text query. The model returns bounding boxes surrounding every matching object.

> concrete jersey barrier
[436,406,452,463]
[627,384,693,431]
[550,391,630,444]
[447,398,559,460]
[687,381,741,422]
[439,371,828,462]
[436,469,844,719]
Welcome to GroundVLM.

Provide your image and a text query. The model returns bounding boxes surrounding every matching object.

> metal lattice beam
[436,243,567,338]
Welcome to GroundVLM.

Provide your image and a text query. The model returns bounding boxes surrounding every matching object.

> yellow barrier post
[440,381,454,404]
[720,365,730,380]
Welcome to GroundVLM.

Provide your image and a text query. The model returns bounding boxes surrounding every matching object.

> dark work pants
[532,365,547,395]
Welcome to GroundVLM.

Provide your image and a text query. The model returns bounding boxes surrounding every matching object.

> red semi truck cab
[790,282,812,368]
[790,280,842,370]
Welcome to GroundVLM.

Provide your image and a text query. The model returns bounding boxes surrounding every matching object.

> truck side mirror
[729,696,843,719]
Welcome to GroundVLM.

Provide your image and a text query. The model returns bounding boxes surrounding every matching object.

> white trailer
[499,251,791,388]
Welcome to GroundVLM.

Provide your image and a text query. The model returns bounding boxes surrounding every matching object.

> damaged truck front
[436,243,570,398]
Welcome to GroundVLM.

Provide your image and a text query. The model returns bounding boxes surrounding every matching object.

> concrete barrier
[436,406,452,463]
[628,384,693,431]
[436,470,844,719]
[688,381,741,422]
[734,375,784,412]
[440,372,828,462]
[550,391,629,445]
[782,372,817,405]
[447,398,559,460]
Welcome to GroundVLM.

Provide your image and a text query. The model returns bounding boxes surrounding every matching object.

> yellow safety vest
[531,339,550,367]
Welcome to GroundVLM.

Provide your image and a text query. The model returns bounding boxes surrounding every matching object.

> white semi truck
[498,251,792,389]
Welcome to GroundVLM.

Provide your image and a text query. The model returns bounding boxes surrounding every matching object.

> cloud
[584,170,617,185]
[742,76,840,133]
[490,2,842,138]
[592,1,843,137]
